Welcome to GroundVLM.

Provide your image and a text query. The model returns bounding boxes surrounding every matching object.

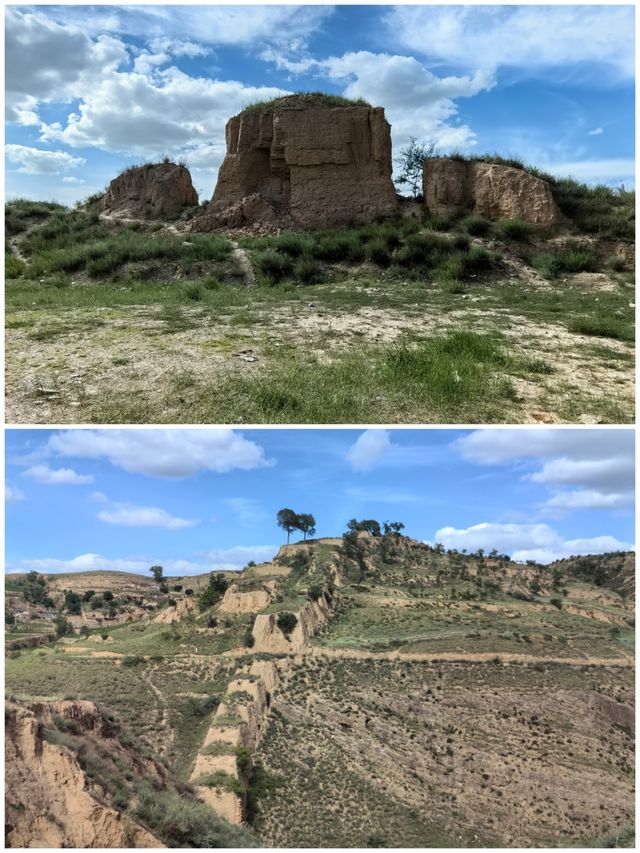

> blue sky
[5,428,634,574]
[5,5,635,205]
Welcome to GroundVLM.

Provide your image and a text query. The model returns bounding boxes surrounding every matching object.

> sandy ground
[5,283,634,423]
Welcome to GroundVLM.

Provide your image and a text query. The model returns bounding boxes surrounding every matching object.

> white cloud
[6,484,25,504]
[202,545,277,570]
[588,127,604,136]
[261,49,494,154]
[46,428,272,478]
[38,66,289,167]
[455,429,632,466]
[433,521,633,564]
[530,457,633,494]
[7,8,292,172]
[23,464,93,485]
[6,8,128,122]
[544,490,632,511]
[347,429,393,472]
[5,553,151,574]
[97,502,197,530]
[326,51,494,151]
[62,176,85,184]
[44,5,333,49]
[455,428,634,517]
[6,144,86,175]
[385,6,634,79]
[4,553,210,576]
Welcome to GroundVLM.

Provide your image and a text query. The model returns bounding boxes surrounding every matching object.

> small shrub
[533,252,563,279]
[122,655,145,667]
[276,611,298,636]
[497,219,532,241]
[549,597,563,610]
[604,255,627,272]
[461,246,493,274]
[557,247,598,273]
[307,583,324,601]
[274,233,313,257]
[312,233,359,262]
[112,789,129,810]
[460,215,491,236]
[423,214,451,231]
[244,629,255,648]
[183,284,202,301]
[254,250,293,281]
[533,247,598,278]
[293,255,321,284]
[365,238,391,267]
[5,253,24,279]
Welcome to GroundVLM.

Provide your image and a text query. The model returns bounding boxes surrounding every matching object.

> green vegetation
[276,612,298,636]
[276,509,317,543]
[134,783,256,846]
[241,92,371,113]
[198,574,230,611]
[5,191,633,425]
[444,154,635,240]
[533,246,598,279]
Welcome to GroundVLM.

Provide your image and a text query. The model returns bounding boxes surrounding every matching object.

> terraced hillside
[5,534,635,847]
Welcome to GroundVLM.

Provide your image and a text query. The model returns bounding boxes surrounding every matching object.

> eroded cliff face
[191,105,399,230]
[251,593,333,655]
[424,158,564,226]
[5,700,163,849]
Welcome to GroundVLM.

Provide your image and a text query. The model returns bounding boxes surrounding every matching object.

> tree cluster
[197,573,230,612]
[276,509,317,543]
[346,518,405,537]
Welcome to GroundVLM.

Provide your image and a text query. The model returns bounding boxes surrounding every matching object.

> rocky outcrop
[151,595,197,624]
[5,700,163,848]
[251,592,333,655]
[191,100,398,231]
[219,581,278,614]
[424,158,564,226]
[102,162,198,220]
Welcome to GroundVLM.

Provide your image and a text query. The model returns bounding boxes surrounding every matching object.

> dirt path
[229,239,256,286]
[310,647,634,668]
[143,669,175,754]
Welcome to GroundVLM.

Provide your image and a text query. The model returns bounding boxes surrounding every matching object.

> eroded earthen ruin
[423,157,564,226]
[191,99,399,231]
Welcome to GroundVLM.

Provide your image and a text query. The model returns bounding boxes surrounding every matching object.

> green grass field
[5,201,634,424]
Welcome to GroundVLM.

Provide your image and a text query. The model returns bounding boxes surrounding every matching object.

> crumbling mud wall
[191,103,398,230]
[424,158,564,226]
[102,162,198,220]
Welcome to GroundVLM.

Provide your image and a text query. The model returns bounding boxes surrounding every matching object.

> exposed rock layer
[103,162,198,220]
[5,700,163,848]
[424,158,564,226]
[191,105,398,230]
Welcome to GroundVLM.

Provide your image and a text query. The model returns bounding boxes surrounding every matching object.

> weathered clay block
[192,102,398,230]
[424,158,563,226]
[103,162,198,220]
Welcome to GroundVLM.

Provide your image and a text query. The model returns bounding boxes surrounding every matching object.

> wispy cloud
[23,464,93,485]
[432,521,633,564]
